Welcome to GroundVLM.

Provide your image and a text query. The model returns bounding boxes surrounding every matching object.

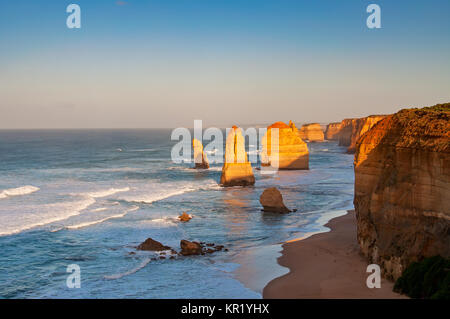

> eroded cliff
[354,103,450,280]
[325,122,342,140]
[336,116,387,153]
[298,123,325,142]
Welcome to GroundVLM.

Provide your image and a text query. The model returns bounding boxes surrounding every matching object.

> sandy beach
[263,210,406,299]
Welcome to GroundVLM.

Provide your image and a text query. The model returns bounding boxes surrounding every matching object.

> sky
[0,0,449,128]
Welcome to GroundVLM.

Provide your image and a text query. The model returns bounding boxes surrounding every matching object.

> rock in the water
[298,123,324,142]
[178,212,192,222]
[220,126,255,187]
[137,238,172,251]
[192,138,209,169]
[261,121,309,170]
[259,187,291,213]
[354,103,450,280]
[180,240,203,256]
[325,122,342,140]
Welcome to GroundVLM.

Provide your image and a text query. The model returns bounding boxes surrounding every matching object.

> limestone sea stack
[259,187,291,213]
[192,138,209,169]
[298,123,325,142]
[325,122,342,140]
[220,126,255,187]
[260,121,309,170]
[354,103,450,281]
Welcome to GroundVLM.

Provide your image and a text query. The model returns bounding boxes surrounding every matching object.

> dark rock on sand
[259,187,291,213]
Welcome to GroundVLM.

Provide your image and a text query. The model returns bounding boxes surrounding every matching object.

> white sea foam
[127,148,157,152]
[145,216,178,226]
[80,187,130,198]
[65,206,139,230]
[120,181,219,204]
[91,207,107,213]
[122,187,197,204]
[205,149,218,155]
[0,185,40,199]
[0,197,96,237]
[104,257,152,280]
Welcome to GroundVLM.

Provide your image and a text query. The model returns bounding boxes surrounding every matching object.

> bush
[394,255,450,299]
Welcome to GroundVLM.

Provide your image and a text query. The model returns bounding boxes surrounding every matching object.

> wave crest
[0,185,40,199]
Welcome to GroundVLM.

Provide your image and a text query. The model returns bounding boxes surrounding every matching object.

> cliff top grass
[361,102,450,153]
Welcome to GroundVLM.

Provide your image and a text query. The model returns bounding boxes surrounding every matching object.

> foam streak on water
[0,185,40,199]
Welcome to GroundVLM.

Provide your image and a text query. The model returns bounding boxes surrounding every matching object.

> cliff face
[192,138,209,169]
[354,103,450,280]
[337,116,387,153]
[220,126,255,186]
[325,122,342,140]
[298,123,324,142]
[261,121,309,170]
[347,115,387,153]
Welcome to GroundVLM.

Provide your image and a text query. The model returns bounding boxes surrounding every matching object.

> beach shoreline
[263,210,406,299]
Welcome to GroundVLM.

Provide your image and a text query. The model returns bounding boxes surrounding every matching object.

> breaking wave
[0,185,40,199]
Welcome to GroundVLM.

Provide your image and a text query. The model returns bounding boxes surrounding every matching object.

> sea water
[0,129,354,298]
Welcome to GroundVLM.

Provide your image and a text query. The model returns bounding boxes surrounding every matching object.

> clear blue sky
[1,0,449,128]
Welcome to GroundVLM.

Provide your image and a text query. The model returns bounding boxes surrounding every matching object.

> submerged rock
[259,187,291,213]
[137,238,172,251]
[178,212,192,222]
[220,126,255,187]
[192,138,209,169]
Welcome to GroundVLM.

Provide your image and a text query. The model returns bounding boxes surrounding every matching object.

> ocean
[0,129,354,298]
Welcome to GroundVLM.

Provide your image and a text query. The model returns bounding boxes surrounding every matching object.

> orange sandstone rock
[354,103,450,280]
[178,212,192,222]
[298,123,325,142]
[259,187,291,213]
[325,122,342,140]
[261,121,309,170]
[337,116,387,153]
[220,126,255,187]
[192,138,209,169]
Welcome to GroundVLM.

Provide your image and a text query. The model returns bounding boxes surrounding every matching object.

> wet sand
[263,210,406,299]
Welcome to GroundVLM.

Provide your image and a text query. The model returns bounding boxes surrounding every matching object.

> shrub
[394,255,450,299]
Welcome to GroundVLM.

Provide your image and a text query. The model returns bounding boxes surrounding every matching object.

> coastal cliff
[261,121,309,170]
[354,103,450,280]
[335,116,387,153]
[298,123,324,142]
[325,122,342,140]
[220,126,255,186]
